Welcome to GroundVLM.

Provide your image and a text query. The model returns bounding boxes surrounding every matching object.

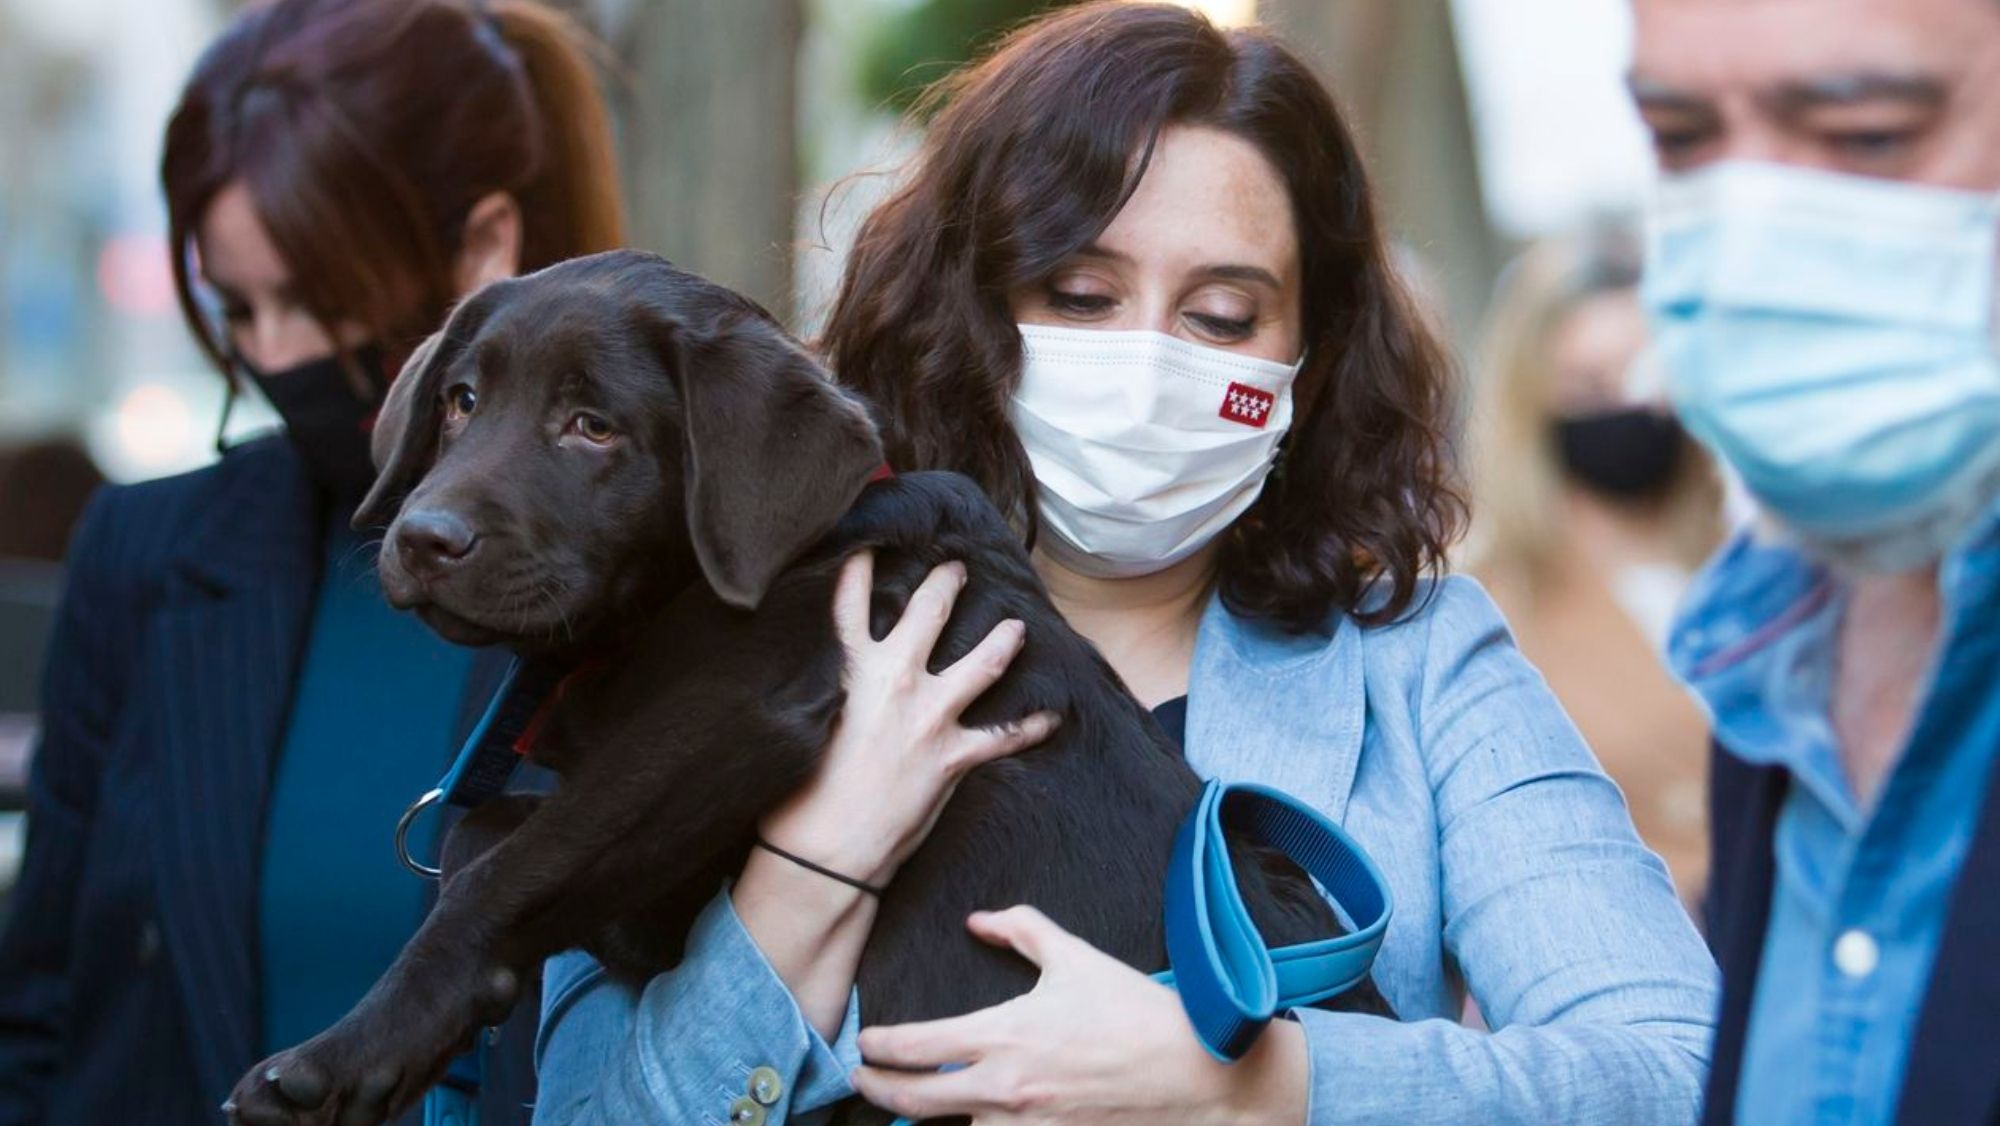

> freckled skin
[1011,126,1305,361]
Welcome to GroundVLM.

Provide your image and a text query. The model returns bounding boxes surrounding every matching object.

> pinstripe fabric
[148,443,320,1107]
[0,438,542,1126]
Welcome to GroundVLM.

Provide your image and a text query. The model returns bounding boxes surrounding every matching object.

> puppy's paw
[225,1039,403,1126]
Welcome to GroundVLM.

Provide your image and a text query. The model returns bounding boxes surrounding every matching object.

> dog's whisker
[540,579,575,644]
[337,534,390,584]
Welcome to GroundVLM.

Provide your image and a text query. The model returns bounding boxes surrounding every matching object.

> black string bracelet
[754,837,886,897]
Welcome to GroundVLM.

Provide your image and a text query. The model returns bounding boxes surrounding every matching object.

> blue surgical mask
[1642,161,2000,570]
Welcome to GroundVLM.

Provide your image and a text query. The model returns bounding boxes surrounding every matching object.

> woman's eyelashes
[1187,311,1255,342]
[1041,285,1260,342]
[1045,287,1116,318]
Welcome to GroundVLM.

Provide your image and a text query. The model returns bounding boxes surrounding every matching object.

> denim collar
[1671,497,2000,821]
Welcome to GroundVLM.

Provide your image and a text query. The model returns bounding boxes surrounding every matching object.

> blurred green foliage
[856,0,1084,115]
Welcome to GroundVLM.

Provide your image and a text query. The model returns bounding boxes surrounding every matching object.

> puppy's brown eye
[444,384,477,421]
[571,412,616,445]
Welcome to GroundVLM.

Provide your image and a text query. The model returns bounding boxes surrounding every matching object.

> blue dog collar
[394,658,567,879]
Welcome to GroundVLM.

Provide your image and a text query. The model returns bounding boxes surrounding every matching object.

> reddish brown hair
[822,1,1464,630]
[162,0,625,370]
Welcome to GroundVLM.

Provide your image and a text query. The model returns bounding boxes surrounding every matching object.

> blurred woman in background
[1467,231,1727,905]
[0,2,622,1122]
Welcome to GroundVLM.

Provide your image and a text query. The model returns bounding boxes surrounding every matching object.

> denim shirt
[1669,502,2000,1125]
[531,576,1717,1124]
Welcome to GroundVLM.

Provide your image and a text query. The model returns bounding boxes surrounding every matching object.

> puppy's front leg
[223,774,663,1126]
[226,675,832,1126]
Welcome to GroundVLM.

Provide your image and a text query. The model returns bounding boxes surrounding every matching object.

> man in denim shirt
[1628,1,2000,1122]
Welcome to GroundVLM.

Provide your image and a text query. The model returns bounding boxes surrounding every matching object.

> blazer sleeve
[0,493,124,1122]
[531,889,862,1126]
[1292,578,1719,1125]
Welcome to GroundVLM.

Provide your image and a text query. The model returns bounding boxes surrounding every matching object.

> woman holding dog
[533,5,1717,1125]
[0,1,623,1122]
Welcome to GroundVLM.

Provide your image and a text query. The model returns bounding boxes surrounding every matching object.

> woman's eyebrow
[1073,243,1283,289]
[200,269,299,308]
[1198,263,1283,289]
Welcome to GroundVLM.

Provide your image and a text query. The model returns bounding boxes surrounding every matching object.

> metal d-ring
[396,787,446,879]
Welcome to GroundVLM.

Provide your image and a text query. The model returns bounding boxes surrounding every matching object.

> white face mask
[1009,323,1303,578]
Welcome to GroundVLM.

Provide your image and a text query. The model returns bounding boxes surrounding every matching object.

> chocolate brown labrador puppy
[224,250,1389,1126]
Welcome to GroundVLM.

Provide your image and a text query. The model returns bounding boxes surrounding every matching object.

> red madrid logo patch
[1219,382,1276,428]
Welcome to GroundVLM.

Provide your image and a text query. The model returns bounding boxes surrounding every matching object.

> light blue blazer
[530,577,1718,1124]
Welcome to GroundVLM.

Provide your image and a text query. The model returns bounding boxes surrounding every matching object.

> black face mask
[232,344,391,502]
[1553,407,1687,501]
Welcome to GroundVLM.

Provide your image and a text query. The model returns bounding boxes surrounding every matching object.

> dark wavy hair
[821,1,1464,631]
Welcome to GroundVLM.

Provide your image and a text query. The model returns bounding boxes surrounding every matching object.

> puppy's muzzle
[393,508,480,582]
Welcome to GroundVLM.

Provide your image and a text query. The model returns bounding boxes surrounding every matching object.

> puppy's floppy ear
[351,286,504,530]
[662,311,884,609]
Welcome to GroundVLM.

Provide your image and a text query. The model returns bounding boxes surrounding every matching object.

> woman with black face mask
[1467,231,1728,908]
[0,2,624,1123]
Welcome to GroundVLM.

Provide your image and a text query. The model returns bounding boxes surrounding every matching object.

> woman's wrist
[1219,1018,1310,1126]
[758,802,907,889]
[733,844,879,1039]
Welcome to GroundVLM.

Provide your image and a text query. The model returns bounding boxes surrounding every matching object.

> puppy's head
[355,250,883,652]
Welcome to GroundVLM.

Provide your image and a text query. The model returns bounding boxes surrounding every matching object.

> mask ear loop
[1269,346,1312,486]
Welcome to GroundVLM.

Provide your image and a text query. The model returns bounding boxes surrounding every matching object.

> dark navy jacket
[0,438,537,1125]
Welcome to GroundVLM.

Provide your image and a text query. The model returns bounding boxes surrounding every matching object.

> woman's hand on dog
[760,551,1059,885]
[735,552,1057,1038]
[850,905,1310,1125]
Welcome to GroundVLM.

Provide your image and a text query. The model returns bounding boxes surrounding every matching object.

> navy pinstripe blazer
[0,437,538,1126]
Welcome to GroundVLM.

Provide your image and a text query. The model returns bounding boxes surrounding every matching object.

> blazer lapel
[146,444,321,1102]
[1184,596,1367,823]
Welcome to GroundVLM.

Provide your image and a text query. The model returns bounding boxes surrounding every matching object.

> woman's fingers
[887,560,969,661]
[831,551,876,650]
[966,904,1083,969]
[858,1007,1004,1070]
[952,710,1061,773]
[849,1062,996,1121]
[935,617,1027,712]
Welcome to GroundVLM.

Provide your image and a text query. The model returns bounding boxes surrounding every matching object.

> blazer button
[748,1065,784,1106]
[136,921,162,966]
[727,1095,767,1125]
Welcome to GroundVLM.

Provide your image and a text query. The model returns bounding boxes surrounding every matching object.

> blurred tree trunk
[612,0,803,324]
[1260,0,1497,346]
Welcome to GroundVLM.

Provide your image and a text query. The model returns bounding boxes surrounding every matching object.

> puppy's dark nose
[394,509,478,579]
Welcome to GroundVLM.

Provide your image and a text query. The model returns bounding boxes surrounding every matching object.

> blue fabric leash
[395,660,567,878]
[886,779,1391,1124]
[1157,779,1393,1062]
[397,659,566,1126]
